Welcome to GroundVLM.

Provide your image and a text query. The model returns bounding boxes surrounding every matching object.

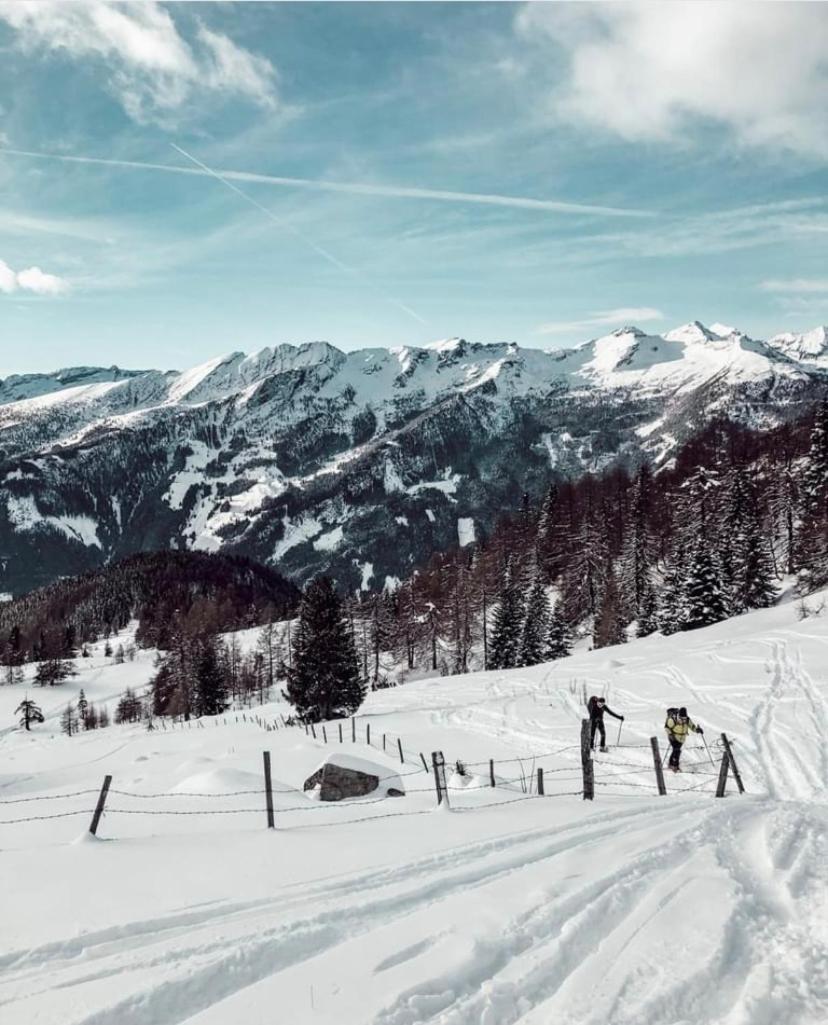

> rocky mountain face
[1,322,825,596]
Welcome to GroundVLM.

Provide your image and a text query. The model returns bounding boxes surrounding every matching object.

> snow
[360,561,374,591]
[457,516,475,547]
[425,508,436,522]
[394,515,409,527]
[313,524,344,551]
[1,598,827,1023]
[272,513,323,560]
[408,469,461,500]
[383,458,406,493]
[6,494,101,548]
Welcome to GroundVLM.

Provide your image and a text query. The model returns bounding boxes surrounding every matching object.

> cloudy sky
[1,1,826,375]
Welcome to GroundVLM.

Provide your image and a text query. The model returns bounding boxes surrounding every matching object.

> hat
[678,706,688,717]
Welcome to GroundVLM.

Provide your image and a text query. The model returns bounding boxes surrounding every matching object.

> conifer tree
[683,541,729,629]
[545,607,572,660]
[192,634,228,717]
[77,689,88,725]
[15,697,44,731]
[488,567,526,670]
[722,470,777,612]
[797,402,828,589]
[284,577,364,722]
[519,576,551,666]
[594,569,626,648]
[620,466,657,623]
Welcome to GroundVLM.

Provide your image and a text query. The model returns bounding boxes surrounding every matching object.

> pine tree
[594,569,626,648]
[559,517,608,625]
[98,705,110,728]
[77,689,88,725]
[545,607,572,660]
[193,633,228,717]
[535,484,566,582]
[683,540,729,630]
[722,470,777,612]
[620,465,657,624]
[659,538,689,634]
[797,401,828,590]
[283,577,365,722]
[488,568,526,670]
[15,697,44,731]
[519,576,551,666]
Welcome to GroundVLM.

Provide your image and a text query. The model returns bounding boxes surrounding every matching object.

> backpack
[665,707,680,728]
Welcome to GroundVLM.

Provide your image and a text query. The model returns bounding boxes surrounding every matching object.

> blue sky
[0,1,826,376]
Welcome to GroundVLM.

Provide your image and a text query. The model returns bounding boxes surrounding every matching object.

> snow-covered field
[2,596,827,1025]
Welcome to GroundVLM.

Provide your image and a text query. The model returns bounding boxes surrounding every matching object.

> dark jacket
[588,696,622,721]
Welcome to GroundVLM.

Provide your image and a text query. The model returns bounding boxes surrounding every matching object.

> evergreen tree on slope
[284,577,364,722]
[519,576,551,667]
[488,565,526,670]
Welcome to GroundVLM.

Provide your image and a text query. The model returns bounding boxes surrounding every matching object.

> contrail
[169,143,429,327]
[0,146,654,218]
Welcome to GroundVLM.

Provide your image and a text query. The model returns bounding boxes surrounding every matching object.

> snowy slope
[1,596,827,1024]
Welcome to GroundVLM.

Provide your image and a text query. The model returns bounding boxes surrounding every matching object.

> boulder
[303,752,405,802]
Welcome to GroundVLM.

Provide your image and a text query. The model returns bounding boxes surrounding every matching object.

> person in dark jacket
[587,695,624,752]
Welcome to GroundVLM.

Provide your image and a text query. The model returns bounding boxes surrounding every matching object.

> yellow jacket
[665,716,699,744]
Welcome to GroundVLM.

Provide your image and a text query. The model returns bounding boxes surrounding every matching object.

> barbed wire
[0,809,91,824]
[0,789,99,805]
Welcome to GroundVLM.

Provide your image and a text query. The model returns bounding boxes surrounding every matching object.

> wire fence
[1,723,740,834]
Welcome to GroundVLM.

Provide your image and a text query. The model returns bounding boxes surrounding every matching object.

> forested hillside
[0,551,299,667]
[341,402,828,682]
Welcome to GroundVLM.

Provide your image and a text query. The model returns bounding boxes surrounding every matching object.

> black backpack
[665,707,680,728]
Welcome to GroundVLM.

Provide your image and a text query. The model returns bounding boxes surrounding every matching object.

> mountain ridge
[1,320,825,596]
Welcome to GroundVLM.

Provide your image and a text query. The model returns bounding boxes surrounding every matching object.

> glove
[620,715,625,721]
[697,726,704,735]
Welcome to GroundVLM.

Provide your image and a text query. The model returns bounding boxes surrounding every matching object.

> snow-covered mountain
[1,321,825,594]
[767,325,828,367]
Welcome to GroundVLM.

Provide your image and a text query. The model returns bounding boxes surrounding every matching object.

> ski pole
[700,731,715,767]
[617,719,623,747]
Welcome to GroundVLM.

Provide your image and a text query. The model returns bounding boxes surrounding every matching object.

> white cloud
[760,278,828,295]
[536,306,664,336]
[0,258,69,295]
[518,3,828,158]
[0,1,278,124]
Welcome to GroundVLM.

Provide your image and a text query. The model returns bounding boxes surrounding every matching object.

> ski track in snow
[1,602,827,1024]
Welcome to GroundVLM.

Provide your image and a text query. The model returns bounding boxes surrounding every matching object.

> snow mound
[171,768,262,795]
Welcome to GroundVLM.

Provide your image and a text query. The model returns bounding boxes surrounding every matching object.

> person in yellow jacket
[665,706,703,772]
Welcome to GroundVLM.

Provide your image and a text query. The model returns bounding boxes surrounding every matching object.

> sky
[0,1,826,376]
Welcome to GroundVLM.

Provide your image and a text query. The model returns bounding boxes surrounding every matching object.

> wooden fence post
[715,751,730,798]
[490,759,495,788]
[366,723,371,747]
[351,717,356,743]
[537,767,544,796]
[263,751,275,828]
[720,733,745,794]
[322,725,327,744]
[580,719,594,800]
[650,736,667,796]
[431,750,450,808]
[397,738,404,764]
[339,722,343,743]
[89,774,112,836]
[310,723,317,740]
[382,732,387,752]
